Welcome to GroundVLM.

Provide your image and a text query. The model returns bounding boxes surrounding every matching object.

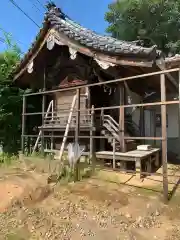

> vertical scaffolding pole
[75,89,80,181]
[90,105,95,160]
[153,109,156,146]
[140,99,145,144]
[75,89,80,143]
[41,67,46,155]
[160,73,168,202]
[119,84,125,152]
[100,108,105,150]
[41,94,45,155]
[21,95,26,154]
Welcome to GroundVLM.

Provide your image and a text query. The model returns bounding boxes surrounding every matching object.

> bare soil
[0,159,180,239]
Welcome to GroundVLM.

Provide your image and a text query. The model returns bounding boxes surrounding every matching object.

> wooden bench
[95,148,160,178]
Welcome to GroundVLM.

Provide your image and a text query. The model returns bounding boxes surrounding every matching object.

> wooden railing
[43,113,92,128]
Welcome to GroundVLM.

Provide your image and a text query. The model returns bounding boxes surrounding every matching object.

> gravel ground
[0,163,180,239]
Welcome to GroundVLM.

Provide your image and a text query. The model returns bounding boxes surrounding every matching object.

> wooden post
[51,132,54,150]
[75,89,80,181]
[75,89,80,143]
[153,109,156,146]
[90,105,95,160]
[100,108,105,150]
[140,99,145,144]
[41,94,45,155]
[119,84,126,152]
[113,138,116,169]
[41,68,46,155]
[160,73,168,202]
[21,95,26,154]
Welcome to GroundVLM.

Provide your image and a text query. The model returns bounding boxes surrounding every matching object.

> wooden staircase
[101,115,139,152]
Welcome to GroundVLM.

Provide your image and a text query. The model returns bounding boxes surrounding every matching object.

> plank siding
[55,88,89,121]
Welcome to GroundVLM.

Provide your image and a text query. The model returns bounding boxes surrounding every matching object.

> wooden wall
[54,87,89,118]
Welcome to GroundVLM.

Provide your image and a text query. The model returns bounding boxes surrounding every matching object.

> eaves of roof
[14,4,162,80]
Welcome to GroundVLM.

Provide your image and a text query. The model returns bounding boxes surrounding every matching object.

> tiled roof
[14,4,161,78]
[46,6,158,59]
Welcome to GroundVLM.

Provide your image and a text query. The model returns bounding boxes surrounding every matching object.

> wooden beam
[160,73,168,203]
[23,68,180,97]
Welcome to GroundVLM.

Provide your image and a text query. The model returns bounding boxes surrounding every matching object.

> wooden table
[95,148,160,178]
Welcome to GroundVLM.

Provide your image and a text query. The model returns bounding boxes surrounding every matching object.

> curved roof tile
[46,6,157,59]
[14,4,161,78]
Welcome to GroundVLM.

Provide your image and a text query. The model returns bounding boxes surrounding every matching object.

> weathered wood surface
[96,148,160,160]
[57,94,77,161]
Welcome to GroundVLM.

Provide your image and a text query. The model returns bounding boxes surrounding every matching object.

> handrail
[104,115,119,128]
[104,119,119,133]
[103,114,141,141]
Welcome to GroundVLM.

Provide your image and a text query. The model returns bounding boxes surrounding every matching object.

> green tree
[0,33,23,153]
[105,0,180,55]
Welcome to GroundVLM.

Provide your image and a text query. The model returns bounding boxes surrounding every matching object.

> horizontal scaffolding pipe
[23,100,180,116]
[23,134,164,140]
[24,68,179,97]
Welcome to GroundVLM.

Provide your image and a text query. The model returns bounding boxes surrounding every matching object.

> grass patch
[6,228,30,240]
[0,153,18,166]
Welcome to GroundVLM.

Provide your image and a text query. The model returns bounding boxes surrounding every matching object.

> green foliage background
[0,33,23,153]
[105,0,180,55]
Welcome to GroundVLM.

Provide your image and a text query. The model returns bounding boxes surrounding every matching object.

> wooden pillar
[75,88,80,181]
[160,73,168,202]
[21,95,26,154]
[153,109,156,146]
[75,89,80,143]
[51,132,54,150]
[100,108,105,150]
[90,105,95,160]
[113,138,116,169]
[140,99,145,144]
[119,84,126,152]
[41,94,45,154]
[41,68,46,155]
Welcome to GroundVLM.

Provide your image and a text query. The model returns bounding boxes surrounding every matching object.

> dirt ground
[1,158,180,240]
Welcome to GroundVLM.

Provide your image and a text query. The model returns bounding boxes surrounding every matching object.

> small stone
[147,203,150,208]
[155,210,160,216]
[125,213,132,219]
[137,216,142,222]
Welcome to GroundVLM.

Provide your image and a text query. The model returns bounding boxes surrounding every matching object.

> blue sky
[0,0,111,53]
